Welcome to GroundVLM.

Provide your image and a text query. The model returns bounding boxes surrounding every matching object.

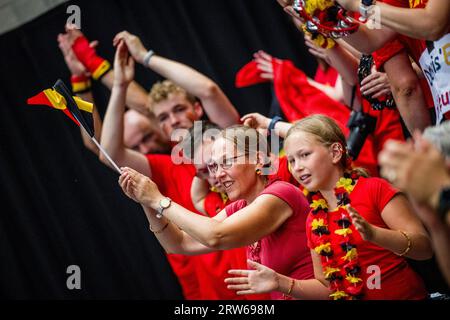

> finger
[228,269,251,276]
[258,50,273,61]
[227,284,250,290]
[224,277,248,284]
[255,63,273,73]
[260,73,274,80]
[360,73,380,86]
[362,83,386,96]
[236,290,256,295]
[371,88,391,99]
[128,56,135,69]
[118,171,129,185]
[247,259,264,270]
[240,113,256,122]
[243,118,254,127]
[113,32,126,46]
[89,40,99,48]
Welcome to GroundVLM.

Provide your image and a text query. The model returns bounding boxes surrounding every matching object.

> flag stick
[91,137,122,174]
[77,121,122,174]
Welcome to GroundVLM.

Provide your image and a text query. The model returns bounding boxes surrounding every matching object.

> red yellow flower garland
[303,171,365,300]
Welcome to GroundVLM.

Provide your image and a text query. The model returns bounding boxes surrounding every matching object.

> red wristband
[72,36,111,80]
[71,74,92,93]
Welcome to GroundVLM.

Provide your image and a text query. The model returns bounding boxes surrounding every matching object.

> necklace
[303,171,364,300]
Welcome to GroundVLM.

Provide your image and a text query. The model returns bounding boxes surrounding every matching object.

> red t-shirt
[146,154,201,300]
[190,192,247,300]
[306,177,427,300]
[225,180,314,300]
[314,65,338,87]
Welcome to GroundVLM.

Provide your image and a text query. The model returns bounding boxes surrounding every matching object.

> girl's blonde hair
[286,114,369,177]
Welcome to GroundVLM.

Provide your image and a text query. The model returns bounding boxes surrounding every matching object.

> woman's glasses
[207,154,248,174]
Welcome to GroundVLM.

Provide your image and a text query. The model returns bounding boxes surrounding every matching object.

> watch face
[160,197,171,208]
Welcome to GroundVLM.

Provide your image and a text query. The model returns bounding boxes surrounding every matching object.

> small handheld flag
[27,79,122,174]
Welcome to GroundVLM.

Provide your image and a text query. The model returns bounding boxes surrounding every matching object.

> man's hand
[113,31,148,65]
[360,70,392,99]
[58,24,100,75]
[379,134,450,210]
[113,40,135,86]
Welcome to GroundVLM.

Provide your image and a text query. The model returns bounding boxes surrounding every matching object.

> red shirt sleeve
[369,177,400,213]
[259,181,306,214]
[225,199,247,217]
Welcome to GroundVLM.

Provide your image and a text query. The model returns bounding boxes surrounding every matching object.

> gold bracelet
[396,230,412,257]
[150,221,169,234]
[286,278,295,296]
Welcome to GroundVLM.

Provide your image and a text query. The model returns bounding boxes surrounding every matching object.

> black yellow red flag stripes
[27,79,122,174]
[53,79,95,137]
[27,79,94,137]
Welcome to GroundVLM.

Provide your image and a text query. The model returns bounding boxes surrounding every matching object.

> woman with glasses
[118,125,314,299]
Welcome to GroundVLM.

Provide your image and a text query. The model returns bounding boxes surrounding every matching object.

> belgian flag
[27,79,94,137]
[27,79,121,173]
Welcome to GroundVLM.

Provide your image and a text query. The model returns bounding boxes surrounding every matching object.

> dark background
[0,0,315,299]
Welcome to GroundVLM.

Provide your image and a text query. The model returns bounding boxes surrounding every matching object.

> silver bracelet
[143,50,155,67]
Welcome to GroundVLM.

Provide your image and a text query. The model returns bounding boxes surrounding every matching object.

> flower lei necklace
[302,171,364,300]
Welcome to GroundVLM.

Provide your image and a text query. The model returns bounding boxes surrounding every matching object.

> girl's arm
[226,251,330,299]
[349,194,433,260]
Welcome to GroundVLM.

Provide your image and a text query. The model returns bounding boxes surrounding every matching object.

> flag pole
[91,137,122,174]
[77,121,122,174]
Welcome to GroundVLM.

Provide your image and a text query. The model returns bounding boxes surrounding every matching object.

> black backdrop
[0,0,316,299]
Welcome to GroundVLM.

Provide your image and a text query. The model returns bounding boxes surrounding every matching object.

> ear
[330,142,344,165]
[255,150,271,170]
[193,101,204,119]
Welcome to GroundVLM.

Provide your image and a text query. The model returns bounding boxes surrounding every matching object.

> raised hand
[57,24,99,75]
[253,50,275,80]
[304,35,331,64]
[113,31,148,65]
[57,33,87,76]
[113,40,135,86]
[225,260,279,295]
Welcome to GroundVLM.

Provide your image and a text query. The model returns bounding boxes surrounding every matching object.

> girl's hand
[348,205,376,241]
[225,260,279,295]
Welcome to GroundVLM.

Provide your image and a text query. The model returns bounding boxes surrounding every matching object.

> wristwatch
[437,187,450,222]
[156,197,172,219]
[359,0,375,21]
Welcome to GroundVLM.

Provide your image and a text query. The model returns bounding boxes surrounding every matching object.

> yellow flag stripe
[73,96,93,113]
[43,89,67,110]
